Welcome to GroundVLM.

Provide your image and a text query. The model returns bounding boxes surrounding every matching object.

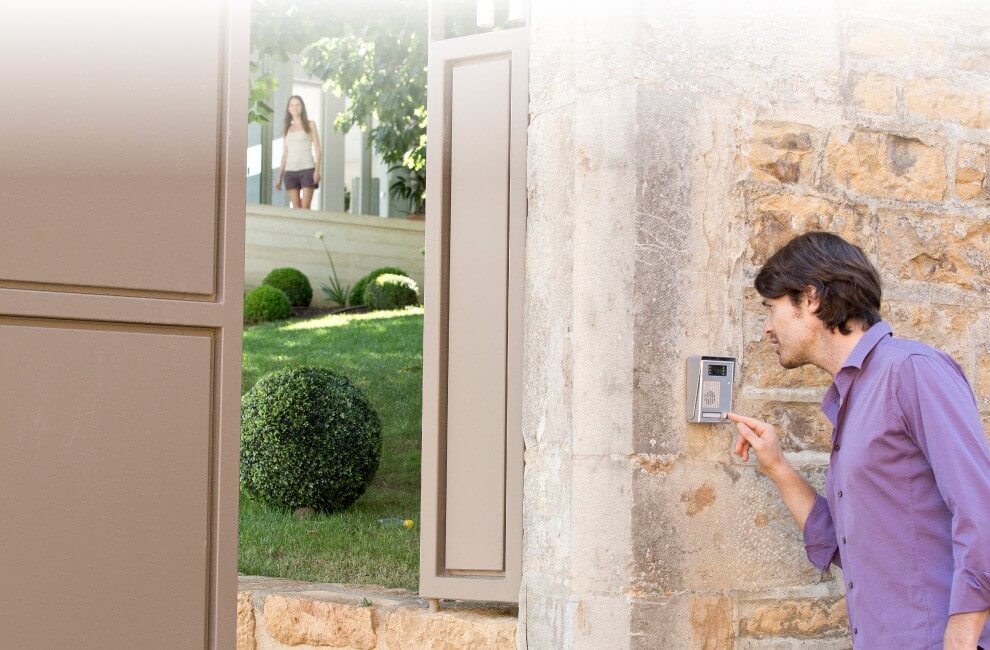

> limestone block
[748,121,820,185]
[632,462,830,593]
[523,108,575,454]
[955,143,989,201]
[528,2,574,116]
[849,71,897,114]
[977,349,990,406]
[982,413,990,447]
[569,596,632,649]
[690,596,734,649]
[738,597,848,638]
[826,130,946,201]
[905,76,990,128]
[629,595,694,650]
[744,189,875,266]
[262,594,376,649]
[569,456,631,594]
[846,25,912,62]
[959,50,990,73]
[917,36,949,67]
[573,85,637,457]
[518,592,568,650]
[630,88,696,455]
[881,301,980,371]
[878,211,990,293]
[381,608,516,649]
[238,591,257,650]
[732,399,833,453]
[521,452,572,589]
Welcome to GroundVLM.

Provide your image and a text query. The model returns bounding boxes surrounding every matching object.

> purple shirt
[803,320,990,648]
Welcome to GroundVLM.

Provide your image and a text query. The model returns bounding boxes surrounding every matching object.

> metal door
[420,2,528,602]
[0,2,246,647]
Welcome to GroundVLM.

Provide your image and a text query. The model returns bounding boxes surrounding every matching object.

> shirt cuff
[949,567,990,616]
[803,494,838,571]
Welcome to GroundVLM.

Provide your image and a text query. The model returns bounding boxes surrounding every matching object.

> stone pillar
[521,2,640,646]
[523,1,990,648]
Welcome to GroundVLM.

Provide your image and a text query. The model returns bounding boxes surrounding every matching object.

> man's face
[762,292,820,369]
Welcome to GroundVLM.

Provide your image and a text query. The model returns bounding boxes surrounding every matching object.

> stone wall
[236,576,516,650]
[522,1,990,647]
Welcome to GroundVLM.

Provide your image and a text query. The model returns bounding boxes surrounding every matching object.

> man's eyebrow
[761,300,769,307]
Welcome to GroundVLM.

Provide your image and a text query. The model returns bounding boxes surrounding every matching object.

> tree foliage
[250,1,428,209]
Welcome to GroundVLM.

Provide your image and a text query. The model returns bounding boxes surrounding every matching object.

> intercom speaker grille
[702,380,721,409]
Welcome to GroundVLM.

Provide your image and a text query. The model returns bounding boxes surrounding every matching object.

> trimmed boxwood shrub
[348,266,409,306]
[244,285,292,323]
[263,267,313,307]
[240,366,382,512]
[363,274,419,311]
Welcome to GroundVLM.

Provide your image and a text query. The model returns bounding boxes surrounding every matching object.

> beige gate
[420,3,529,603]
[0,2,246,647]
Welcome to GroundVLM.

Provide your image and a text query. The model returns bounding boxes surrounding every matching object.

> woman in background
[275,95,321,209]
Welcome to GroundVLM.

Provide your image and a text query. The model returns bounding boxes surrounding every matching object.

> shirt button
[854,628,858,635]
[848,582,854,589]
[842,536,847,544]
[838,490,843,497]
[833,444,840,451]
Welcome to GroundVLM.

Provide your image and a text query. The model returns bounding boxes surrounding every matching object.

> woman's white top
[284,128,315,171]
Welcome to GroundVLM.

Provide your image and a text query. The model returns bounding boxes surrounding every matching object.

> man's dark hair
[755,231,882,335]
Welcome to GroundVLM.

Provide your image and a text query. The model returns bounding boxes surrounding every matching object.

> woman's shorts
[284,168,318,190]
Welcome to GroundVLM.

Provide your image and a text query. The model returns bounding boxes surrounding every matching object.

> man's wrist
[766,460,796,485]
[944,610,988,648]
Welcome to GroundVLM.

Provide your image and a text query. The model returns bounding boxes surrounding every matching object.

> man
[727,232,990,649]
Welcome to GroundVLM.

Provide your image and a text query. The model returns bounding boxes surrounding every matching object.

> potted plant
[389,165,426,220]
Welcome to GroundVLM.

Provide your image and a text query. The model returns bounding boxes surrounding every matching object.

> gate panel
[420,14,528,601]
[444,57,511,573]
[0,1,247,647]
[0,319,213,648]
[0,2,223,297]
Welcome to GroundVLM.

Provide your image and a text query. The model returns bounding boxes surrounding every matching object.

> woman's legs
[301,187,315,209]
[287,189,301,209]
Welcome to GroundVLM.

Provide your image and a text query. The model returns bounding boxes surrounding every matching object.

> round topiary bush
[348,266,410,306]
[244,285,293,323]
[263,267,313,307]
[240,366,382,512]
[363,274,419,311]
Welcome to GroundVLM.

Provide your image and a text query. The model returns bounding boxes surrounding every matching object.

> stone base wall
[245,204,425,307]
[523,1,990,647]
[237,577,516,650]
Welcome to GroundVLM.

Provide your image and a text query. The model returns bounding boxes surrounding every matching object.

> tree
[301,5,427,213]
[249,0,429,213]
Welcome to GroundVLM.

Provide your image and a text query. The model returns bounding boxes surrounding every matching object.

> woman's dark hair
[283,95,311,137]
[755,231,882,335]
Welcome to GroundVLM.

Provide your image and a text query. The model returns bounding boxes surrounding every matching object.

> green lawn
[238,307,423,590]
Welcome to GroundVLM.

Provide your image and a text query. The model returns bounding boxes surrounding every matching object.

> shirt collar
[821,320,893,426]
[840,320,893,370]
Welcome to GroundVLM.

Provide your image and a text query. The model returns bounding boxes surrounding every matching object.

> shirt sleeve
[803,492,842,571]
[895,353,990,616]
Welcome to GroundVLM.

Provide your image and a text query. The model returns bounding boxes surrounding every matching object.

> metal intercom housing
[686,355,737,423]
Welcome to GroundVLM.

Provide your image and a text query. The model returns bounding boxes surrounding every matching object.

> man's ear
[804,285,821,315]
